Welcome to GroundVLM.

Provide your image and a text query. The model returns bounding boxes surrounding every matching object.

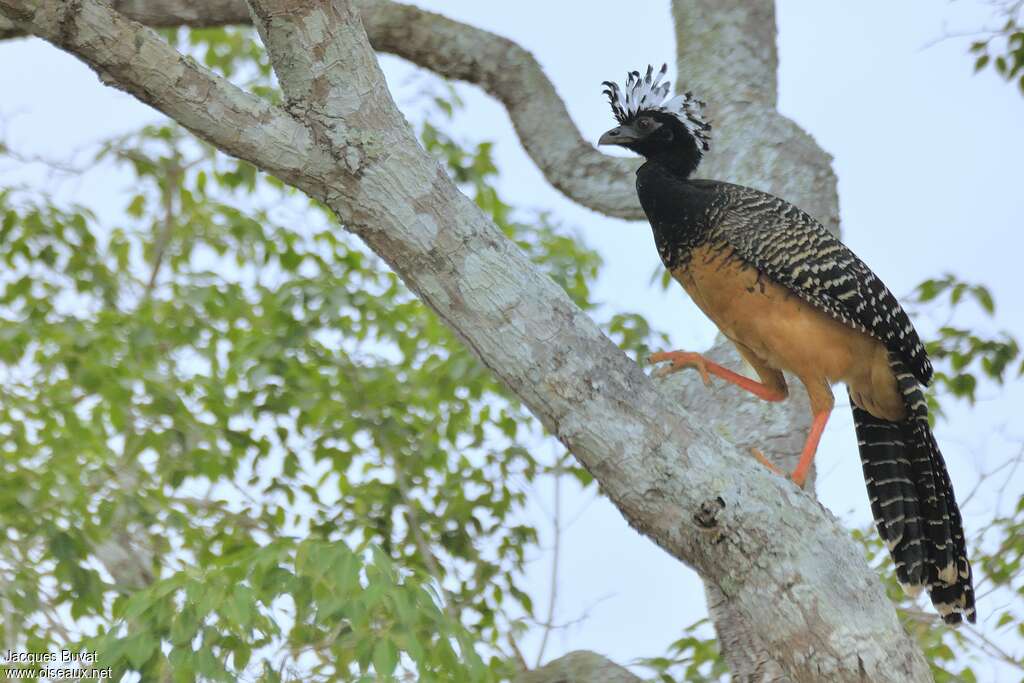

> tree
[0,1,1020,681]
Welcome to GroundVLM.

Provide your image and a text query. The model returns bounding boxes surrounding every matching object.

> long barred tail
[849,353,976,624]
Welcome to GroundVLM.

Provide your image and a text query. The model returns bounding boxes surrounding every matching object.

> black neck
[631,135,703,179]
[647,152,701,179]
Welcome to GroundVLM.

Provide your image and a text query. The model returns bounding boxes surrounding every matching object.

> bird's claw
[648,350,712,386]
[749,446,782,474]
[749,447,808,488]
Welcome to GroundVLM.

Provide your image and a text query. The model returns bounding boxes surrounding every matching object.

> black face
[598,111,702,177]
[598,114,668,149]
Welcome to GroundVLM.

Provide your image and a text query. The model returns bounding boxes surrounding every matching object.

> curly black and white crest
[602,64,712,151]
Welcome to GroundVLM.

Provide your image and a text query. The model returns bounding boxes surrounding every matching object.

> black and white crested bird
[599,64,975,624]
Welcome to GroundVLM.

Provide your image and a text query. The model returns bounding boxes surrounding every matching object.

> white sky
[2,0,1023,679]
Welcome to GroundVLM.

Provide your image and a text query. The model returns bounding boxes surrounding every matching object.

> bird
[598,64,975,624]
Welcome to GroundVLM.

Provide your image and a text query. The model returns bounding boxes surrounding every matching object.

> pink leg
[649,350,786,402]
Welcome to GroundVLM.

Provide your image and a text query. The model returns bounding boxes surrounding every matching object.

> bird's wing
[706,181,932,385]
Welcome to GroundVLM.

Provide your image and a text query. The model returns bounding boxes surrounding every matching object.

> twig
[963,622,1024,672]
[1,553,20,653]
[39,603,74,643]
[899,607,940,625]
[534,452,564,668]
[145,159,181,295]
[959,439,1023,511]
[528,592,615,633]
[0,116,89,177]
[993,442,1024,512]
[507,633,529,671]
[0,143,88,176]
[562,488,600,531]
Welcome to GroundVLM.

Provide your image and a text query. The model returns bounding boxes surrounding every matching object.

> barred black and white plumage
[707,181,933,386]
[598,64,975,625]
[851,353,975,623]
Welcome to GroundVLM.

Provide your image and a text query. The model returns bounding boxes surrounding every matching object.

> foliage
[910,274,1023,418]
[0,25,671,681]
[890,273,1024,680]
[91,541,487,681]
[969,1,1024,93]
[636,619,729,683]
[0,123,525,680]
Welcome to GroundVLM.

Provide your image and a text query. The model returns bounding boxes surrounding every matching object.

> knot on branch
[694,495,726,529]
[58,0,83,45]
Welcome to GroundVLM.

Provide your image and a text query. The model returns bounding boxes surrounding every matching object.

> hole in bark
[694,496,726,528]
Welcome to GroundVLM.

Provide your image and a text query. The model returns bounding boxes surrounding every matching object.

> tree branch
[353,0,642,218]
[0,0,932,679]
[0,0,644,219]
[673,0,840,237]
[0,1,318,191]
[0,0,249,35]
[515,650,642,683]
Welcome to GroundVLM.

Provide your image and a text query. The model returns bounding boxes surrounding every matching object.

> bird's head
[598,64,711,177]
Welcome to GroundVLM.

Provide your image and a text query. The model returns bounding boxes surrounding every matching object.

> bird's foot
[648,350,712,386]
[749,447,809,489]
[749,447,782,474]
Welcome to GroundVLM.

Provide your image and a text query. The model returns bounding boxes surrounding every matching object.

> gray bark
[0,0,251,33]
[515,651,643,683]
[0,1,933,681]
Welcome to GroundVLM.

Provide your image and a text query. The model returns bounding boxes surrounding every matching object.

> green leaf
[127,194,146,218]
[972,285,995,313]
[124,632,157,669]
[373,638,399,678]
[171,605,200,645]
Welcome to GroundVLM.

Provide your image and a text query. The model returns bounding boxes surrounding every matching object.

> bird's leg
[790,410,830,487]
[751,409,831,488]
[648,350,786,401]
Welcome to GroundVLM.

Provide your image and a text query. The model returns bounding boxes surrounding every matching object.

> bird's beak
[598,124,639,147]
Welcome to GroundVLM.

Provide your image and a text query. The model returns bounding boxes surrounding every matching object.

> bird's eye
[638,119,650,130]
